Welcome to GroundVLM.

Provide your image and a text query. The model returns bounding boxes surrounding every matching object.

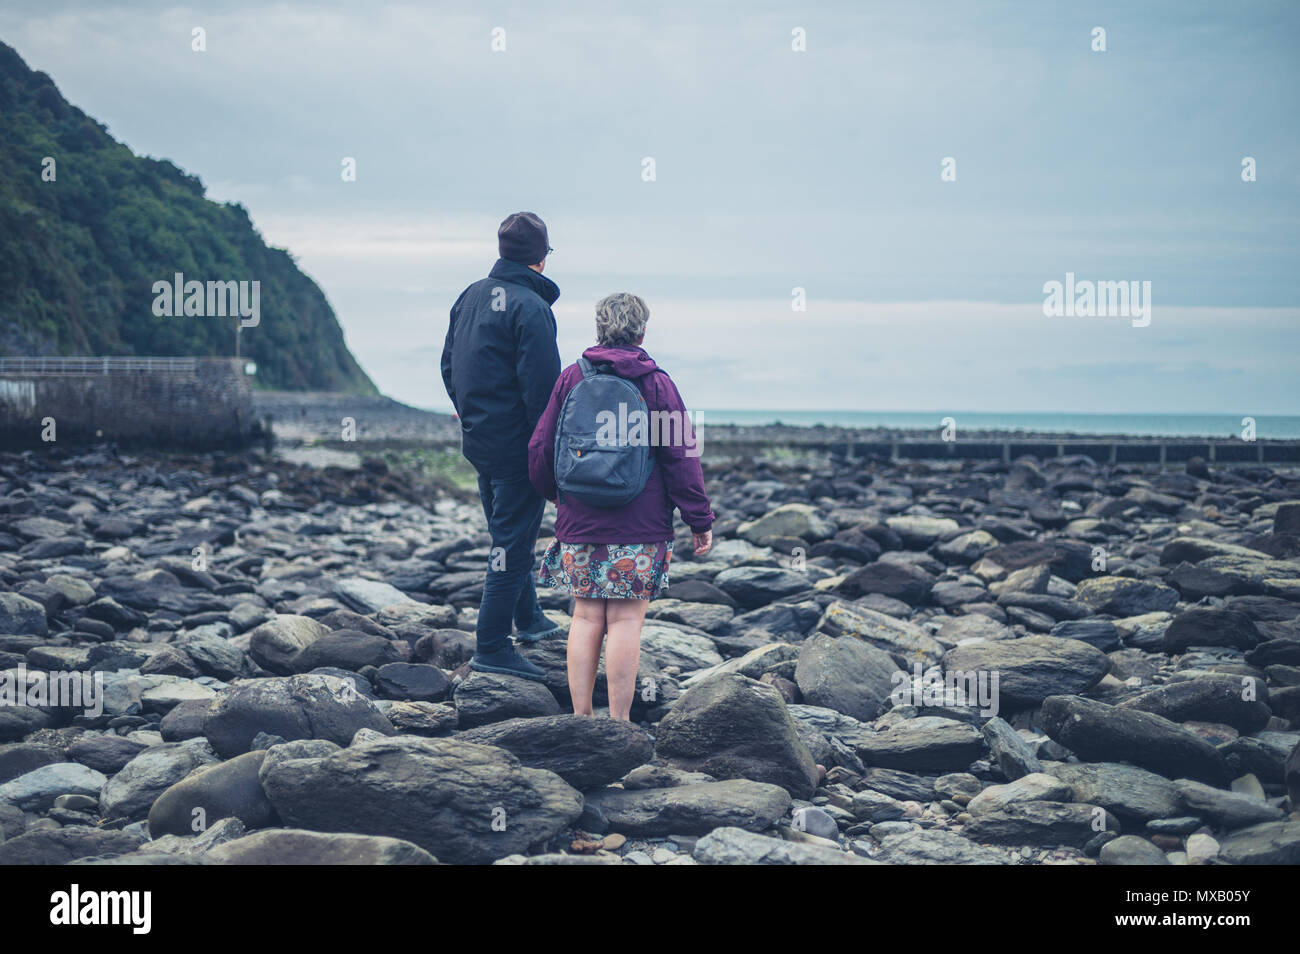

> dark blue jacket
[442,259,561,475]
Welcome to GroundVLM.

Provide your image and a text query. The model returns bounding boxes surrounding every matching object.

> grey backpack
[554,357,655,508]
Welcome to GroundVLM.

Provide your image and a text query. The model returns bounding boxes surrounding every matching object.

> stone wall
[0,358,260,448]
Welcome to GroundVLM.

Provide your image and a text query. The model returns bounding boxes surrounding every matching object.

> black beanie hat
[498,212,550,265]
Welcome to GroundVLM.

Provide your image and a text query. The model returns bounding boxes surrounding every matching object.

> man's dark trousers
[475,471,547,654]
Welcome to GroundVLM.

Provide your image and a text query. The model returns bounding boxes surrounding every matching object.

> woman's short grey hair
[595,293,649,347]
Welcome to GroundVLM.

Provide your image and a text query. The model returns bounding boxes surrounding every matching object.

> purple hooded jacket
[528,345,714,544]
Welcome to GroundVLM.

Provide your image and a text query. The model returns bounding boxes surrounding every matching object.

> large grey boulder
[148,750,277,837]
[455,715,653,791]
[794,633,899,721]
[1118,678,1271,734]
[333,577,418,614]
[1173,779,1285,829]
[0,762,106,811]
[0,592,47,636]
[203,674,394,759]
[654,672,819,798]
[453,671,562,729]
[100,738,219,821]
[247,615,329,675]
[1040,694,1229,786]
[966,773,1073,815]
[1042,761,1184,822]
[737,504,836,547]
[260,736,582,864]
[835,561,935,606]
[817,600,944,661]
[941,635,1110,708]
[963,802,1121,848]
[853,718,985,773]
[1073,576,1179,616]
[290,630,402,673]
[713,567,812,610]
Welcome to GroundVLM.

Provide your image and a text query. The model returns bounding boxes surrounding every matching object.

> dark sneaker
[514,615,563,643]
[469,645,548,682]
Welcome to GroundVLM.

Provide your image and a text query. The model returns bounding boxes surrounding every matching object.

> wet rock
[453,671,562,729]
[654,672,819,798]
[202,674,394,758]
[712,567,812,610]
[1099,834,1170,865]
[1216,820,1300,864]
[455,715,653,791]
[0,826,143,865]
[206,828,437,864]
[587,779,791,836]
[0,592,48,636]
[1074,576,1180,616]
[248,615,329,675]
[875,828,1003,864]
[693,826,875,864]
[1040,695,1228,786]
[100,738,219,821]
[793,633,898,721]
[260,735,582,864]
[148,750,276,837]
[963,802,1120,848]
[1118,678,1271,734]
[817,600,944,662]
[942,636,1110,708]
[373,662,452,702]
[853,718,985,773]
[835,561,934,605]
[966,772,1072,815]
[981,717,1043,780]
[290,630,402,673]
[1172,779,1285,829]
[1163,607,1264,654]
[0,762,106,811]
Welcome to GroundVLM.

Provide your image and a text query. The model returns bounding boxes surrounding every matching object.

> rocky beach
[1,415,1299,866]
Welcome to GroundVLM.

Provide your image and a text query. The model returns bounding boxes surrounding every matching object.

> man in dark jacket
[441,212,561,680]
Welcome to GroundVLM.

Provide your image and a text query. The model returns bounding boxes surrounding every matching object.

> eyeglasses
[547,246,555,255]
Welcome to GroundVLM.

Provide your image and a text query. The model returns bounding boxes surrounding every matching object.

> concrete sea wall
[0,357,261,448]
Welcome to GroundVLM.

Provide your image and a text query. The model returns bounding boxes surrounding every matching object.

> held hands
[692,530,712,556]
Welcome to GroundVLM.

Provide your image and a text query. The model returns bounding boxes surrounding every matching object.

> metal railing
[0,356,201,375]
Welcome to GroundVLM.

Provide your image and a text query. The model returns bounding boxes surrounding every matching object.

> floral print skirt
[537,541,672,600]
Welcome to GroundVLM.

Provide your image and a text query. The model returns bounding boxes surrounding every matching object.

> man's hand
[692,530,712,556]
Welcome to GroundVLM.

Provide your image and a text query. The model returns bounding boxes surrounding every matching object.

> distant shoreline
[250,392,1300,447]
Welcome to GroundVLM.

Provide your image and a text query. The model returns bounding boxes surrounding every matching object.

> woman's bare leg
[567,597,606,715]
[605,597,649,721]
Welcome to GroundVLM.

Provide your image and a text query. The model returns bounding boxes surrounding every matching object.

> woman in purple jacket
[528,293,714,721]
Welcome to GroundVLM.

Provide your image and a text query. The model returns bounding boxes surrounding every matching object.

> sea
[697,411,1300,439]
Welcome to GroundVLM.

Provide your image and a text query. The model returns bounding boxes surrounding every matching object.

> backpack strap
[578,357,616,379]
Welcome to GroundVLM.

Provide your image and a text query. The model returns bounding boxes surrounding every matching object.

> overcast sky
[3,1,1298,414]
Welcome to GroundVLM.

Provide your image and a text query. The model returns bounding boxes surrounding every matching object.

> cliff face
[0,41,377,394]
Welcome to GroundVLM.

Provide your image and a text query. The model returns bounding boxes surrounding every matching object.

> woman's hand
[692,530,712,556]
